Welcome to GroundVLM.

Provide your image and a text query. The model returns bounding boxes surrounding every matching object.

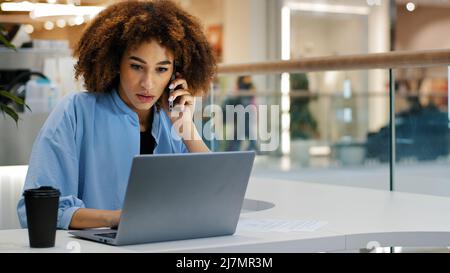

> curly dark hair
[74,0,216,96]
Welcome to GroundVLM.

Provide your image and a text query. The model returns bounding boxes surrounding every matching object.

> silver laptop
[69,151,255,246]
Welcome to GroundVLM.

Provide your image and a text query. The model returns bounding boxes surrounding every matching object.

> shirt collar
[111,88,165,145]
[111,88,137,116]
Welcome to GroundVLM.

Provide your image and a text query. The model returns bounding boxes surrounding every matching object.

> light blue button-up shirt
[17,89,188,230]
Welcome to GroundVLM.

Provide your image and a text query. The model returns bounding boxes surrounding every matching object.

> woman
[17,0,216,230]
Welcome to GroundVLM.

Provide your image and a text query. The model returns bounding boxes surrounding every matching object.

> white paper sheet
[237,218,328,232]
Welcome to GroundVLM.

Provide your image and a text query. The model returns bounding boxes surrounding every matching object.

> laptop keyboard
[95,232,117,239]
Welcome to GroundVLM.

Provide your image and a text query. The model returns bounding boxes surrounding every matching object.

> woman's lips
[136,94,155,103]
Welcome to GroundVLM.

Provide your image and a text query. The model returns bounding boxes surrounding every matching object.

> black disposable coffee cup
[23,186,60,248]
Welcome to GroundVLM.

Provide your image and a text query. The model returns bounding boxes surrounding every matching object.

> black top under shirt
[140,112,156,154]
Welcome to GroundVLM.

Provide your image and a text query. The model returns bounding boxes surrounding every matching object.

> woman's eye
[157,67,168,73]
[130,64,143,70]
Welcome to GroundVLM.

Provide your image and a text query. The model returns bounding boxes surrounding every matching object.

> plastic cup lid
[23,186,60,198]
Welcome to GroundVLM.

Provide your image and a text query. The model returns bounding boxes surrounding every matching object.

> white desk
[2,177,450,252]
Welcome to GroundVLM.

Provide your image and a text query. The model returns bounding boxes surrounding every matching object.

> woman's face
[118,40,175,113]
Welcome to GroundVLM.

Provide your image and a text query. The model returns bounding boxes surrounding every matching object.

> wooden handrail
[218,49,450,75]
[215,91,448,98]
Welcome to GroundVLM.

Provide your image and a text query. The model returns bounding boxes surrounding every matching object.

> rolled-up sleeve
[17,95,84,230]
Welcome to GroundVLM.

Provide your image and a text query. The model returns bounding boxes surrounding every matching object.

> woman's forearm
[69,208,121,230]
[182,122,210,153]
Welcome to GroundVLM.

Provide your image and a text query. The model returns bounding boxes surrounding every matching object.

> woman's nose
[140,74,154,90]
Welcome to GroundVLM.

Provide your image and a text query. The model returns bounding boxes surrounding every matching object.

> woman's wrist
[70,208,112,229]
[103,210,120,228]
[182,121,210,153]
[183,121,201,140]
[101,210,113,227]
[169,114,196,139]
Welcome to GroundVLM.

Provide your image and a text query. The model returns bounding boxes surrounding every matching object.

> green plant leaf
[0,103,19,125]
[0,90,31,112]
[0,24,20,125]
[0,34,16,51]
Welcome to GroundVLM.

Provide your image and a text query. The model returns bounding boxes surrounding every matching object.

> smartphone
[167,72,180,112]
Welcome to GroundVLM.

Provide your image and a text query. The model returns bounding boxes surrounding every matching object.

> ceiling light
[24,24,34,34]
[44,21,54,30]
[1,2,104,18]
[1,1,34,11]
[68,17,76,26]
[56,19,66,28]
[30,4,103,18]
[74,16,84,25]
[406,2,416,12]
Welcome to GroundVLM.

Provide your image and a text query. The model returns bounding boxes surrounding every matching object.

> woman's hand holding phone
[160,73,196,139]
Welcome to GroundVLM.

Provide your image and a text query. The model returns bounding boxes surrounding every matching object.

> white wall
[367,0,390,133]
[291,12,368,58]
[223,0,252,63]
[180,0,223,27]
[222,0,276,94]
[223,0,273,63]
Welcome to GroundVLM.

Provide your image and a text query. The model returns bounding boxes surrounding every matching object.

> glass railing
[205,49,450,195]
[393,66,450,197]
